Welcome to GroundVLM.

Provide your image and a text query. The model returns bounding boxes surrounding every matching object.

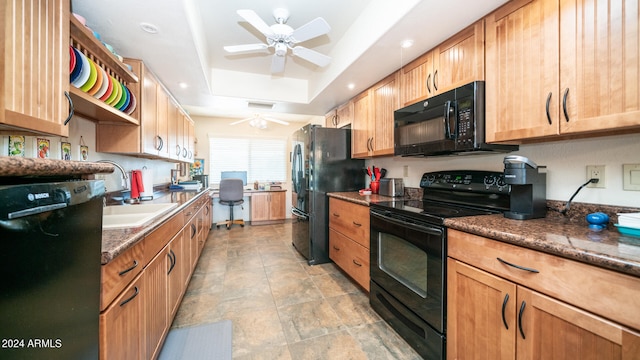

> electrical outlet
[586,165,605,188]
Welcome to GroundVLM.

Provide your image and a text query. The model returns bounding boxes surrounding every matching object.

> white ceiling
[71,0,508,126]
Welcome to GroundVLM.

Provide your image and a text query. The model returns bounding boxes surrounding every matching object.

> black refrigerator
[291,124,364,265]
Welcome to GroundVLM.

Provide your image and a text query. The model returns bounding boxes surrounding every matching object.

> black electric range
[369,170,510,360]
[371,170,511,223]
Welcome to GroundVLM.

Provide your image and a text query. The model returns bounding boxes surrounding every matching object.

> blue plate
[118,84,130,111]
[70,47,83,83]
[615,224,640,237]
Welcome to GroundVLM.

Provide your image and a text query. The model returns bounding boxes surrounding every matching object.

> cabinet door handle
[426,73,432,93]
[333,246,340,251]
[501,293,510,330]
[63,91,74,126]
[176,145,181,156]
[332,213,340,217]
[191,223,197,238]
[353,259,362,267]
[156,135,164,151]
[433,70,438,92]
[562,88,570,122]
[497,257,539,273]
[119,286,139,307]
[118,260,139,276]
[518,301,527,339]
[352,221,362,227]
[167,250,176,275]
[545,92,553,125]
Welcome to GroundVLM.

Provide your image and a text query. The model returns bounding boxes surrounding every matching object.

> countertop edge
[445,215,640,278]
[101,189,210,264]
[0,156,114,177]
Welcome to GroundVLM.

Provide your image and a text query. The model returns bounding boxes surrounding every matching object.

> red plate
[69,46,76,73]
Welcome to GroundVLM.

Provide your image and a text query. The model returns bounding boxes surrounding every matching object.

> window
[209,136,287,184]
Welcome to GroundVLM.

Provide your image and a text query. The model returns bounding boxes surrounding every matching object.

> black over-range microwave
[394,81,518,157]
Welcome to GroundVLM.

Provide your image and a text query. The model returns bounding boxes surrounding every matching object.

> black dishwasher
[0,179,104,360]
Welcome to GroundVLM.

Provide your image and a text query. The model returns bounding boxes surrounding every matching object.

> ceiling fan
[224,8,332,73]
[229,114,290,129]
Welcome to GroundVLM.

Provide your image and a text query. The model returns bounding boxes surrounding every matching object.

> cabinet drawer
[448,229,640,331]
[329,198,370,248]
[144,213,183,265]
[101,240,144,311]
[329,229,370,291]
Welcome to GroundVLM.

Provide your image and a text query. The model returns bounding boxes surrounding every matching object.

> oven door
[370,208,445,332]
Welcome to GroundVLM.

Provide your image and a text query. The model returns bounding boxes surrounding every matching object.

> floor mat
[158,320,232,360]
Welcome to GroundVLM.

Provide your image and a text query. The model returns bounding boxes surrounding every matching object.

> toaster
[379,178,404,197]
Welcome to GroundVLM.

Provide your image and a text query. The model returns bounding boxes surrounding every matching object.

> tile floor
[171,222,422,359]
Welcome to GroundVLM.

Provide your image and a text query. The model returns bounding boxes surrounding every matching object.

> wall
[0,115,182,193]
[192,114,324,221]
[367,132,640,207]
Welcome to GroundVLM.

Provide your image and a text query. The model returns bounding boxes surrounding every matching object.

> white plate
[93,67,110,99]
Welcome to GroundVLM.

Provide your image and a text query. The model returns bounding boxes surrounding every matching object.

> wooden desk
[210,189,286,225]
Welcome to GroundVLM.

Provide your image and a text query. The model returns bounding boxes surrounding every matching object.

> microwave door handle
[444,100,455,139]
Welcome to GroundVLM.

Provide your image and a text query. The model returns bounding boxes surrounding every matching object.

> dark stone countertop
[327,191,398,206]
[0,156,114,177]
[328,191,640,277]
[445,213,640,277]
[101,189,211,264]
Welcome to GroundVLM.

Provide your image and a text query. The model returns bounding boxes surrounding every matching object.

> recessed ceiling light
[347,83,355,90]
[401,39,414,48]
[179,82,188,89]
[140,22,159,34]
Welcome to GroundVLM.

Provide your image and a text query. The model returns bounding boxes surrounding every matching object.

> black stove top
[371,170,511,223]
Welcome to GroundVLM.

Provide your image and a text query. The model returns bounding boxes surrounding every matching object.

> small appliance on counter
[379,178,404,197]
[503,155,547,219]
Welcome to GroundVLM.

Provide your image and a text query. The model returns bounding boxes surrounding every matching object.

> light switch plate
[623,164,640,191]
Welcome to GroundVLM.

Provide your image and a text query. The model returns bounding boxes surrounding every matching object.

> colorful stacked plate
[70,48,84,84]
[71,51,91,88]
[69,46,76,73]
[80,58,98,92]
[99,75,114,102]
[87,63,104,96]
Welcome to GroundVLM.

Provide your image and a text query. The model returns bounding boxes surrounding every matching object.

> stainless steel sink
[102,203,178,229]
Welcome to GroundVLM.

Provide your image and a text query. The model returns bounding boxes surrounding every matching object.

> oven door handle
[291,208,309,220]
[371,211,443,236]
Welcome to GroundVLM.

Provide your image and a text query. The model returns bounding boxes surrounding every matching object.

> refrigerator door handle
[291,208,309,220]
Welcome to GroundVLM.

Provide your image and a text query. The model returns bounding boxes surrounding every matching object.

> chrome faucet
[97,160,129,190]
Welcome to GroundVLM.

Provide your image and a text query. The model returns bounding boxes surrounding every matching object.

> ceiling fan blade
[229,117,252,125]
[237,9,274,37]
[289,17,331,43]
[271,55,286,73]
[223,43,269,53]
[292,46,331,67]
[263,116,290,125]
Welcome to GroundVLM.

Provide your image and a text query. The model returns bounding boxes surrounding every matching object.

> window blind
[209,136,287,183]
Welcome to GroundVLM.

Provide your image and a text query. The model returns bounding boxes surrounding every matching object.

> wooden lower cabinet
[99,275,144,360]
[100,192,212,360]
[144,247,170,360]
[328,198,370,291]
[447,230,640,360]
[251,191,286,225]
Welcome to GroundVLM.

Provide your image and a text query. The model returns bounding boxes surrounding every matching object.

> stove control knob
[497,176,507,188]
[483,175,497,187]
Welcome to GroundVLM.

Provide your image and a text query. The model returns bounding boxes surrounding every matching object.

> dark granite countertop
[328,191,399,206]
[445,214,640,277]
[0,156,114,177]
[328,191,640,277]
[101,189,211,264]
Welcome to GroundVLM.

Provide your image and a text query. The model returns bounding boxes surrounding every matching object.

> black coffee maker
[503,155,547,219]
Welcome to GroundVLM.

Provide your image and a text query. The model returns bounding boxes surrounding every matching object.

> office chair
[216,178,245,230]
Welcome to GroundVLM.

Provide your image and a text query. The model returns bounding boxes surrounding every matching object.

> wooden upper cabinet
[324,108,337,128]
[1,0,70,137]
[371,71,398,157]
[485,0,561,142]
[486,0,640,143]
[336,101,353,128]
[401,51,436,106]
[400,20,485,107]
[559,0,640,134]
[434,20,485,95]
[351,89,372,158]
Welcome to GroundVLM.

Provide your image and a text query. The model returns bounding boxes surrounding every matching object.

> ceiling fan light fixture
[274,42,287,56]
[249,118,267,129]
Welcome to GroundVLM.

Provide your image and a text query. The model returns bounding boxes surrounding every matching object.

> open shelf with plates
[69,15,139,125]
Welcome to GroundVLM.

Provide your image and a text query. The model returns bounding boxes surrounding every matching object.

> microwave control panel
[456,107,474,147]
